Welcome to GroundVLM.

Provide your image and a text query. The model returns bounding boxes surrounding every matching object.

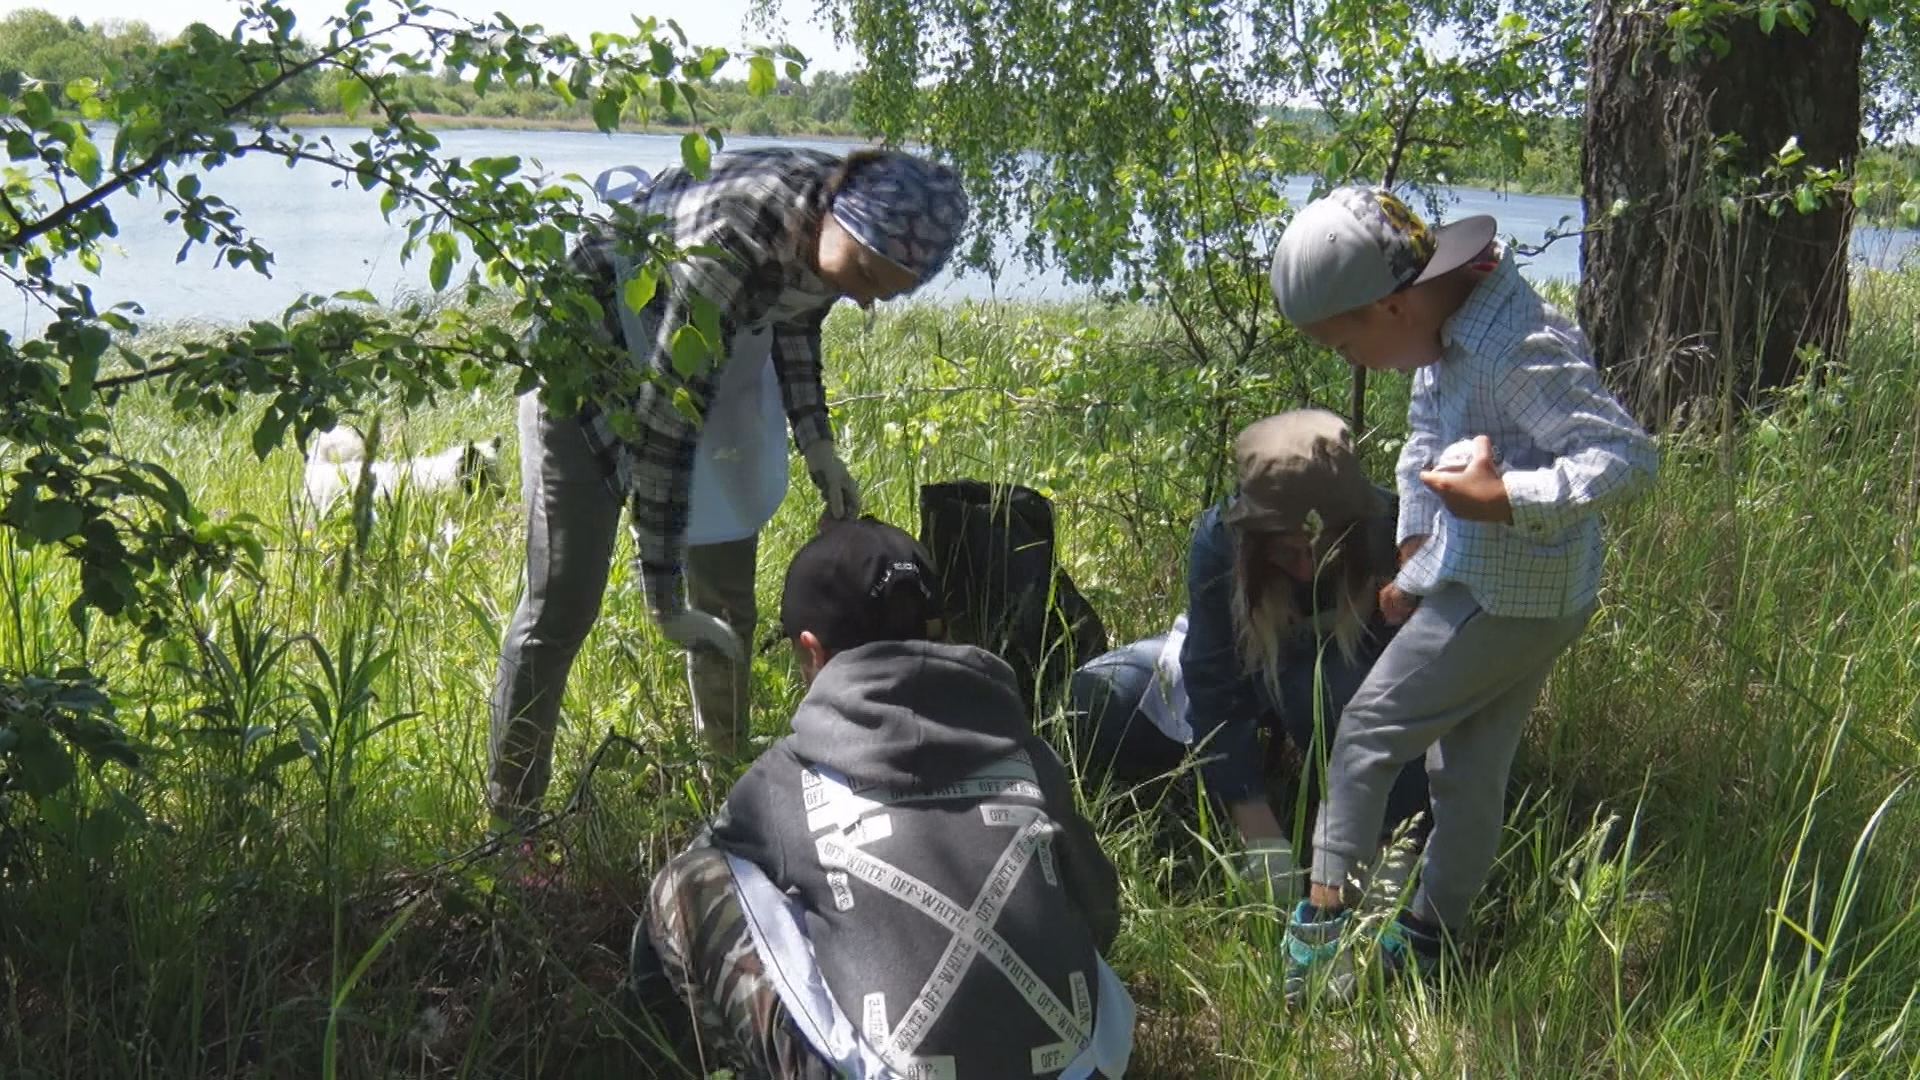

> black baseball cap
[779,518,945,653]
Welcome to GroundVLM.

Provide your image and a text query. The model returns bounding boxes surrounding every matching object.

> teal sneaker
[1284,903,1358,1007]
[1377,911,1447,986]
[1289,905,1447,1007]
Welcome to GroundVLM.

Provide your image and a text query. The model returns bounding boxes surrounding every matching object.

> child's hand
[1379,582,1419,626]
[1419,435,1514,524]
[1398,535,1428,566]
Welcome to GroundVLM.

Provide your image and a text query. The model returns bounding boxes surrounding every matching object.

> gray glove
[659,610,744,662]
[1238,837,1303,908]
[803,441,861,520]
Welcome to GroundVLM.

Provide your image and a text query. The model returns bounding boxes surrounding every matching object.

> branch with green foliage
[812,0,1591,484]
[1655,0,1920,223]
[0,0,797,841]
[0,8,865,138]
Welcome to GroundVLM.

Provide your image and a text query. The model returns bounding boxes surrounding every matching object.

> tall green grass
[1,271,1917,1077]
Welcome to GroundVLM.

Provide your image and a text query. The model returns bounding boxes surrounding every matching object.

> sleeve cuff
[1198,748,1264,804]
[791,415,833,454]
[1394,542,1440,595]
[1396,489,1442,546]
[1501,469,1569,542]
[637,558,687,619]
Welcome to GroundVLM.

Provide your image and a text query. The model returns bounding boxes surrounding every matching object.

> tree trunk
[1580,2,1864,428]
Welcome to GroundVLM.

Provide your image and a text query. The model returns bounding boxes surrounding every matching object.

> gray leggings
[487,398,757,823]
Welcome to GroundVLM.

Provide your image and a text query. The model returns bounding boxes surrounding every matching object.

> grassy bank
[2,277,1918,1077]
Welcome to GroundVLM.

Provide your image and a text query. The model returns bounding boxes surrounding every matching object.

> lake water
[8,127,1917,336]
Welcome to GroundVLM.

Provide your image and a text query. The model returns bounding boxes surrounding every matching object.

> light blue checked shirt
[1394,247,1658,618]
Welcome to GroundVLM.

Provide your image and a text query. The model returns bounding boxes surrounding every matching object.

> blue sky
[3,0,863,70]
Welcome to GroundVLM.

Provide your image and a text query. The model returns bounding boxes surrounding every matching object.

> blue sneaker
[1284,903,1358,1007]
[1288,905,1446,1007]
[1378,911,1446,985]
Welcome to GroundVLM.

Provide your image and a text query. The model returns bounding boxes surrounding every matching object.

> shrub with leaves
[817,0,1586,457]
[0,0,798,854]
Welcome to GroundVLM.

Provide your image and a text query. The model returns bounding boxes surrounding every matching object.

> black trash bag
[918,480,1108,713]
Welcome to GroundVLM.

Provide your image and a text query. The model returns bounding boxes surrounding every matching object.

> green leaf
[14,734,76,795]
[251,740,306,783]
[472,155,521,179]
[69,136,102,185]
[1325,143,1350,179]
[429,238,454,291]
[78,807,130,860]
[690,294,723,345]
[23,499,84,544]
[670,386,700,421]
[680,132,711,179]
[1758,4,1777,33]
[21,89,53,127]
[1793,186,1818,214]
[623,266,659,312]
[64,348,99,413]
[748,56,776,97]
[252,408,289,460]
[338,77,370,119]
[670,325,711,378]
[592,95,622,131]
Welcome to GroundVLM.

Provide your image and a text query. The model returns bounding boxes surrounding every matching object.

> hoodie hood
[788,639,1029,790]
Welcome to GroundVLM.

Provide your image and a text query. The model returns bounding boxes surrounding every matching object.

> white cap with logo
[1269,186,1498,327]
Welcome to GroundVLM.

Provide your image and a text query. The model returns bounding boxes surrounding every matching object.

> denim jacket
[1179,495,1396,803]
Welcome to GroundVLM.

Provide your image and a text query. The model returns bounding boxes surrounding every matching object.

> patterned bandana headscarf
[828,153,970,284]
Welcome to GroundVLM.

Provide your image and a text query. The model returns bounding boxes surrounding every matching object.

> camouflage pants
[645,846,836,1080]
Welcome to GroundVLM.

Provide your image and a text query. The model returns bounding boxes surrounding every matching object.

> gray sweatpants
[1311,583,1591,930]
[487,397,759,824]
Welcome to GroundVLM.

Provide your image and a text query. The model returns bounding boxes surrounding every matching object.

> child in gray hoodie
[635,519,1133,1079]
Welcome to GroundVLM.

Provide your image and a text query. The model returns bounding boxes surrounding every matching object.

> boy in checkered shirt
[1266,187,1658,1004]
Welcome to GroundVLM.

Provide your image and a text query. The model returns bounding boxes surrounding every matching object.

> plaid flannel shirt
[1394,246,1658,618]
[570,147,844,619]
